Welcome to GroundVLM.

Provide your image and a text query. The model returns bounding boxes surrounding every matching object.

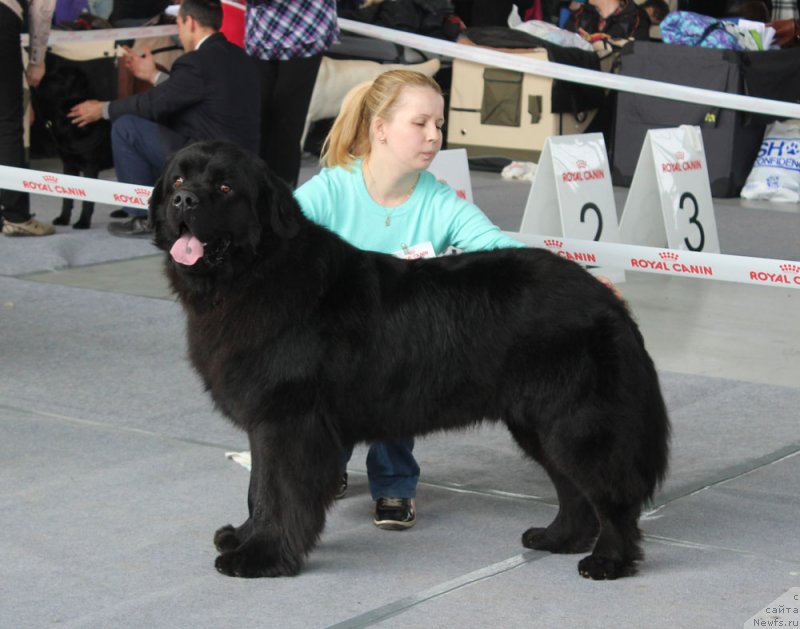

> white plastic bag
[740,120,800,202]
[722,19,776,51]
[513,20,595,52]
[501,161,537,182]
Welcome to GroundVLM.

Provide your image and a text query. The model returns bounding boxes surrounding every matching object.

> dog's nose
[172,190,199,214]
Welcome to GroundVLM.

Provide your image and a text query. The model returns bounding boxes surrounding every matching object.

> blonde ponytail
[320,80,373,169]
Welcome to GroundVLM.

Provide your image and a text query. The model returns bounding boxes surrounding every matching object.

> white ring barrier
[20,24,178,46]
[338,19,800,120]
[507,232,800,290]
[1,164,797,290]
[0,165,151,212]
[19,20,800,118]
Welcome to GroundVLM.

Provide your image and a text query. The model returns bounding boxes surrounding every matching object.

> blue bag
[660,11,743,50]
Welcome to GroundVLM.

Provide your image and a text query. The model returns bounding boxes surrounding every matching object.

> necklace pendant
[385,215,391,227]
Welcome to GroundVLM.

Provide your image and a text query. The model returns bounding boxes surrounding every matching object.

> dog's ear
[147,176,165,233]
[261,168,300,240]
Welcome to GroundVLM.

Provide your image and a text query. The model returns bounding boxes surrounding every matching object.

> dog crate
[446,46,597,161]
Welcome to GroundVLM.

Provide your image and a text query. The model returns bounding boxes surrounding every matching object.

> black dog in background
[151,141,671,581]
[31,52,113,229]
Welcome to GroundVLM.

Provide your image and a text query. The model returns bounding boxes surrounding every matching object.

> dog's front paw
[578,554,637,580]
[53,215,70,226]
[213,524,240,552]
[214,519,255,552]
[215,539,301,578]
[522,527,554,550]
[72,220,91,230]
[522,527,595,554]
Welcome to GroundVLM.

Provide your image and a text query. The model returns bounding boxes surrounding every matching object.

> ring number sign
[521,133,620,246]
[620,126,720,253]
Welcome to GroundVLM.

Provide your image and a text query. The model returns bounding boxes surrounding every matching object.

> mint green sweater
[294,160,523,256]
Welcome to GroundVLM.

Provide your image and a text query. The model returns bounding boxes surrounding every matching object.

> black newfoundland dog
[150,141,670,581]
[31,52,113,229]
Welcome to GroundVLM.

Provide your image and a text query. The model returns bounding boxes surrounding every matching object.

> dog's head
[33,58,90,122]
[149,140,300,284]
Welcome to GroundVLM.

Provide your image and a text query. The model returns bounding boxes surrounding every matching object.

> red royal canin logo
[576,160,587,169]
[630,250,713,276]
[19,173,86,198]
[543,238,596,263]
[751,263,800,286]
[675,151,685,160]
[112,186,150,206]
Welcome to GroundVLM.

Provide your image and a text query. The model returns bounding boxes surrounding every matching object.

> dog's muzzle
[172,189,199,216]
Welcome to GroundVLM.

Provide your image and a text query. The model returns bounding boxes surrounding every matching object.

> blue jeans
[111,114,183,218]
[341,439,420,500]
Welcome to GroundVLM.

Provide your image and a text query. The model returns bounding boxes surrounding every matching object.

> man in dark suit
[69,0,260,237]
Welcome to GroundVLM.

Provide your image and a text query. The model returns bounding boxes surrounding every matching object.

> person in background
[641,0,670,24]
[767,0,799,48]
[244,0,339,189]
[565,0,650,40]
[1,0,57,237]
[68,0,260,237]
[294,70,526,530]
[770,0,798,21]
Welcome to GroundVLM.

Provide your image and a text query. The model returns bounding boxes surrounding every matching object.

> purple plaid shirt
[245,0,339,61]
[772,0,799,20]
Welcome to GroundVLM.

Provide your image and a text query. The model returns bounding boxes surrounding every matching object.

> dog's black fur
[32,53,113,229]
[150,141,670,580]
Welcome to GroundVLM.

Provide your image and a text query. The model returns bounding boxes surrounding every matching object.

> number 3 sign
[619,126,720,253]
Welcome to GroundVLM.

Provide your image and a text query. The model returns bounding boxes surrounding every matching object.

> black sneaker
[107,216,152,238]
[335,473,348,500]
[374,497,416,530]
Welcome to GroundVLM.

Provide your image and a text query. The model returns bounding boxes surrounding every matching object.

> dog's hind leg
[73,166,99,229]
[214,418,340,578]
[73,200,94,230]
[523,464,599,554]
[53,198,73,226]
[509,426,599,554]
[53,162,80,226]
[577,501,643,580]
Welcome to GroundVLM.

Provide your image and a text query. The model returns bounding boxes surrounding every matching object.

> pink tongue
[170,233,204,265]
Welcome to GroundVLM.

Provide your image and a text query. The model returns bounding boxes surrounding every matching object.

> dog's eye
[220,184,232,194]
[174,176,184,188]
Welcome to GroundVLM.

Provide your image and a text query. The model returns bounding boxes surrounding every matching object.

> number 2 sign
[619,126,720,253]
[520,133,620,245]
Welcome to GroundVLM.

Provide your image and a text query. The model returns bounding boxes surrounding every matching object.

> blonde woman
[294,70,524,530]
